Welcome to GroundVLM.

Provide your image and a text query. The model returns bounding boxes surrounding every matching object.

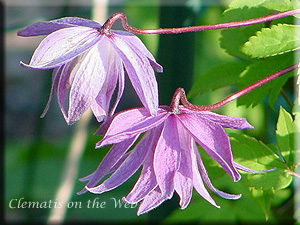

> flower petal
[178,113,241,182]
[153,115,181,198]
[40,67,61,118]
[137,187,167,216]
[123,126,163,204]
[234,162,276,173]
[77,136,137,194]
[173,121,193,209]
[179,107,253,130]
[97,108,168,147]
[21,26,102,69]
[17,17,101,37]
[113,30,163,73]
[190,142,220,208]
[91,40,123,122]
[86,131,154,194]
[196,147,242,200]
[67,43,109,124]
[56,62,76,121]
[109,33,159,116]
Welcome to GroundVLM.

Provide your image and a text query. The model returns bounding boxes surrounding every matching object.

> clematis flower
[79,105,272,215]
[18,17,162,124]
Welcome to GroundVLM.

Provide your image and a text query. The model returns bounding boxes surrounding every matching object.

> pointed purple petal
[40,67,61,118]
[190,142,220,208]
[109,33,159,116]
[137,187,167,215]
[56,63,73,121]
[67,42,110,124]
[53,17,102,29]
[21,26,102,69]
[17,17,101,37]
[173,121,193,209]
[196,147,241,200]
[86,131,154,194]
[113,30,163,73]
[123,126,163,204]
[179,107,253,130]
[178,113,241,182]
[234,162,276,173]
[153,115,181,199]
[97,108,168,147]
[78,136,137,194]
[107,59,125,118]
[91,41,123,122]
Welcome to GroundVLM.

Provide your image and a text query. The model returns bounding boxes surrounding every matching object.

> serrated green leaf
[237,52,294,108]
[262,0,300,12]
[219,7,272,60]
[241,24,300,58]
[187,61,250,98]
[228,0,299,11]
[230,133,292,190]
[276,107,296,166]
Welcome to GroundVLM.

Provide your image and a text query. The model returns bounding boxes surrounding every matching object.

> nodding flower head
[78,98,273,215]
[18,17,162,124]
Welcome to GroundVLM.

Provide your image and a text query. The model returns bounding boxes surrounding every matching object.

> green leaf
[237,52,294,108]
[297,64,300,105]
[187,61,250,98]
[228,0,299,11]
[251,188,274,220]
[276,107,296,166]
[261,0,300,12]
[230,133,292,190]
[219,7,272,60]
[241,24,300,58]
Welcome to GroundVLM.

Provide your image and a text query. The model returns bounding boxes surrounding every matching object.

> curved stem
[101,9,300,35]
[170,63,298,112]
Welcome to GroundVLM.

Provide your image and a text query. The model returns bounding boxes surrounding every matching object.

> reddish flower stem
[171,63,298,112]
[101,9,300,35]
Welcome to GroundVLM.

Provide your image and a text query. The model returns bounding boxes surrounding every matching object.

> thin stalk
[47,110,92,224]
[101,9,300,35]
[280,88,294,111]
[170,63,298,112]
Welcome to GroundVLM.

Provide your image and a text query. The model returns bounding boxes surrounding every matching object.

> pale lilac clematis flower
[18,17,162,124]
[79,105,272,215]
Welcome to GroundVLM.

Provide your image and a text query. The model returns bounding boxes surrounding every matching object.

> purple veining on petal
[86,131,156,194]
[153,115,181,198]
[21,27,103,69]
[17,17,101,37]
[178,112,241,182]
[109,33,159,116]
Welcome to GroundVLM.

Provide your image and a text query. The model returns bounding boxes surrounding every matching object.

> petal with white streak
[137,187,168,216]
[153,115,181,198]
[97,108,168,147]
[78,136,137,194]
[86,131,154,194]
[17,17,101,37]
[174,120,193,209]
[109,33,158,116]
[67,44,108,124]
[178,113,241,182]
[21,26,102,69]
[123,126,163,204]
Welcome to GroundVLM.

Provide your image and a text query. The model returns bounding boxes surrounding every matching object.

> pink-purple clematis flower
[18,17,162,124]
[79,105,272,215]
